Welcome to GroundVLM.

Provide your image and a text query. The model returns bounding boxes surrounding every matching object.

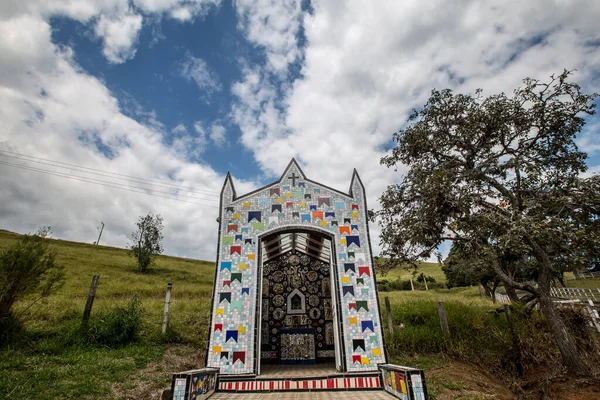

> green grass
[565,278,600,288]
[3,229,590,398]
[382,261,446,283]
[380,288,512,371]
[0,229,215,399]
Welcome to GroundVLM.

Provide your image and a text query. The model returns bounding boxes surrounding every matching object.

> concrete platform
[258,364,339,378]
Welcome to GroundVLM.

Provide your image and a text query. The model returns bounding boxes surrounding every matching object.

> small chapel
[205,159,387,376]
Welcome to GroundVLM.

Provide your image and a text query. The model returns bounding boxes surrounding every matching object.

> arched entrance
[256,229,346,374]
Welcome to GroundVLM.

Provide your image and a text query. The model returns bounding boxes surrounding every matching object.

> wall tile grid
[207,161,385,374]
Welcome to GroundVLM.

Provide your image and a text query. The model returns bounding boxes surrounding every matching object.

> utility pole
[96,222,104,245]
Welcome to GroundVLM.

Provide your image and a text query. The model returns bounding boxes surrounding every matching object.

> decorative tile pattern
[207,159,386,374]
[379,364,429,400]
[218,376,382,391]
[170,368,219,400]
[210,390,395,399]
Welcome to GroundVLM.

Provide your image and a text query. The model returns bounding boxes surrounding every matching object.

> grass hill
[2,229,598,399]
[0,229,215,399]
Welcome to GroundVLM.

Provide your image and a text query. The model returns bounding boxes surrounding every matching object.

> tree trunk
[489,281,499,302]
[489,251,589,375]
[525,234,590,375]
[138,225,144,273]
[505,284,520,302]
[537,294,590,376]
[483,284,494,302]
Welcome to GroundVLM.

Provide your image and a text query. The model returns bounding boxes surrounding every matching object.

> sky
[1,0,599,261]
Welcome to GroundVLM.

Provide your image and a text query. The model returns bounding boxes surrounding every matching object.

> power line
[0,157,216,202]
[0,160,219,208]
[0,149,221,196]
[0,159,217,203]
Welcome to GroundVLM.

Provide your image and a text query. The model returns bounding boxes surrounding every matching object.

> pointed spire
[221,172,237,204]
[279,158,307,187]
[349,168,365,199]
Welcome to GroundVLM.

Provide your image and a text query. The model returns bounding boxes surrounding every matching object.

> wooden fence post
[385,296,394,338]
[410,277,414,291]
[81,274,100,329]
[504,304,523,377]
[162,282,173,336]
[437,302,450,339]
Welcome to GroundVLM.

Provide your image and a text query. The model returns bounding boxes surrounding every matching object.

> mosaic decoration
[218,376,382,392]
[380,364,429,400]
[170,368,218,400]
[207,159,386,374]
[261,249,334,363]
[280,329,316,364]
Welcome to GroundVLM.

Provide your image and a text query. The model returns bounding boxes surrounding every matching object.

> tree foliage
[0,227,65,334]
[130,213,164,273]
[379,70,599,375]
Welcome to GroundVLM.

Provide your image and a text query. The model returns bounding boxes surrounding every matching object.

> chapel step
[216,373,383,392]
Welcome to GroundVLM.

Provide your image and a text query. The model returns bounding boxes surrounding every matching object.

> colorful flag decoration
[219,293,231,303]
[361,321,374,332]
[247,211,261,222]
[226,330,238,342]
[233,351,245,364]
[346,236,361,247]
[353,339,365,351]
[220,262,232,271]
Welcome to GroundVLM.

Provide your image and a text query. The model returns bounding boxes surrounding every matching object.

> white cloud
[178,52,222,95]
[210,123,227,147]
[231,0,600,256]
[234,0,302,76]
[0,11,253,260]
[94,10,143,64]
[172,123,188,134]
[0,0,222,64]
[133,0,220,17]
[170,6,194,22]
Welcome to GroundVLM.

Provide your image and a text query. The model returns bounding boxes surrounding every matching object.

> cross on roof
[288,172,299,187]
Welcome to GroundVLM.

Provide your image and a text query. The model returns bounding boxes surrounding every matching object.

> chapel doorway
[257,230,344,374]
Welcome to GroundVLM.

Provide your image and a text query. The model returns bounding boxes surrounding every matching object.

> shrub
[0,227,65,340]
[85,297,143,346]
[416,274,436,283]
[389,279,413,291]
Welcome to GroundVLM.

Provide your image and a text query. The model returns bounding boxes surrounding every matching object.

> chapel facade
[206,159,387,375]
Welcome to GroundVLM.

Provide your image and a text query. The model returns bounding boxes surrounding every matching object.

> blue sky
[1,0,599,260]
[49,3,262,177]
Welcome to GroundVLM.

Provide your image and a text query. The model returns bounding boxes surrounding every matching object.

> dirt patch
[427,360,516,399]
[108,344,205,400]
[109,350,600,400]
[520,374,600,400]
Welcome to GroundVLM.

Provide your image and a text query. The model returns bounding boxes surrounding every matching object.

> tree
[442,243,500,298]
[443,241,537,303]
[130,213,164,273]
[379,70,599,375]
[0,227,65,334]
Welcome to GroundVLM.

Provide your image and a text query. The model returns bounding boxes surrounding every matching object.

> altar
[280,328,316,365]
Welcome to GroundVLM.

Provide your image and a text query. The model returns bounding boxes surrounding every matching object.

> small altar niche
[287,290,305,315]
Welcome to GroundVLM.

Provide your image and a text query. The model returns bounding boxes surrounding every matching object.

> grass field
[0,230,215,399]
[381,260,446,283]
[1,229,599,399]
